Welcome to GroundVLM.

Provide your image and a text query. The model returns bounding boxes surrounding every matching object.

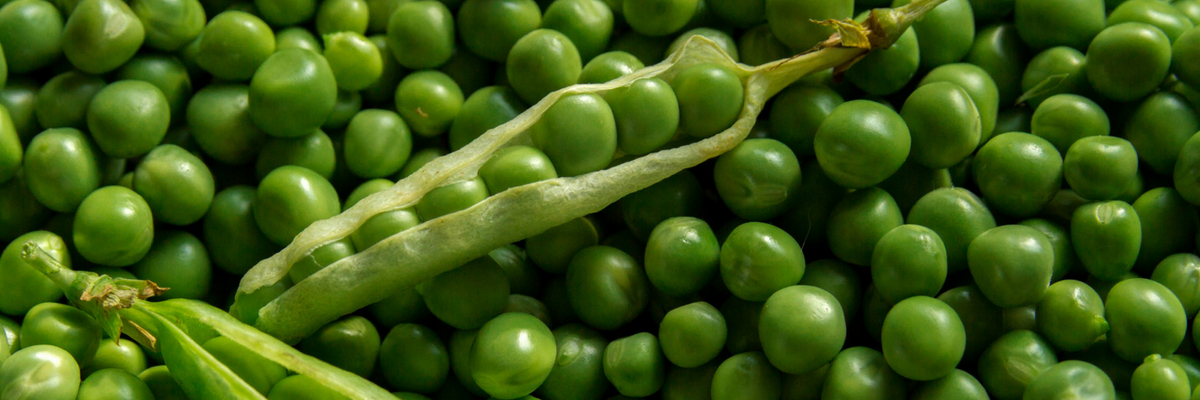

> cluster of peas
[1,0,1200,398]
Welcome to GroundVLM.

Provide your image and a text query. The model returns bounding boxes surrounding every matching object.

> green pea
[276,27,322,53]
[377,323,449,394]
[563,246,647,330]
[342,109,412,179]
[369,287,429,330]
[937,285,1003,366]
[579,51,644,84]
[20,302,101,368]
[529,93,616,177]
[622,0,696,36]
[507,29,583,105]
[968,24,1030,106]
[0,344,80,399]
[1021,46,1090,108]
[973,132,1063,218]
[415,176,489,221]
[315,0,367,35]
[968,225,1055,308]
[138,366,187,400]
[758,286,844,375]
[654,302,723,369]
[457,0,541,62]
[1175,27,1200,88]
[185,84,266,164]
[249,49,338,138]
[1014,0,1105,50]
[772,160,844,250]
[203,186,280,275]
[826,187,903,266]
[1086,22,1173,101]
[814,100,910,189]
[0,0,63,74]
[881,163,955,217]
[257,132,335,179]
[323,32,382,91]
[1035,280,1108,352]
[448,329,486,396]
[86,81,170,159]
[478,145,557,195]
[768,83,842,158]
[609,31,671,65]
[230,279,293,326]
[1132,354,1191,400]
[0,231,68,317]
[542,0,614,62]
[385,1,453,70]
[1016,219,1075,282]
[1029,94,1110,156]
[871,225,948,304]
[977,330,1058,399]
[448,86,525,150]
[881,296,966,381]
[394,70,463,137]
[297,316,379,379]
[1110,0,1194,42]
[488,246,540,298]
[622,171,703,242]
[738,24,790,66]
[1063,136,1137,201]
[253,165,340,245]
[361,35,405,105]
[719,222,805,301]
[1071,201,1141,281]
[919,63,1000,145]
[667,28,739,62]
[1134,189,1198,276]
[714,138,801,220]
[35,70,104,131]
[76,368,154,400]
[1023,360,1117,400]
[74,186,154,267]
[605,78,679,156]
[1107,278,1188,363]
[644,217,719,297]
[116,54,193,123]
[1153,254,1200,319]
[901,82,982,169]
[503,294,552,327]
[598,332,663,397]
[777,363,827,400]
[1170,354,1200,391]
[254,0,315,27]
[61,0,143,74]
[471,312,556,399]
[130,231,212,300]
[267,375,350,400]
[821,347,905,400]
[288,237,354,284]
[84,339,146,377]
[1130,91,1200,175]
[133,144,214,225]
[790,260,859,324]
[0,79,39,143]
[765,0,852,51]
[422,256,509,330]
[21,128,100,213]
[130,0,204,51]
[203,336,287,395]
[910,369,989,400]
[671,63,744,138]
[196,11,274,80]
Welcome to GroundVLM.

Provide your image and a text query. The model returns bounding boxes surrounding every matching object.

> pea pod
[231,0,958,342]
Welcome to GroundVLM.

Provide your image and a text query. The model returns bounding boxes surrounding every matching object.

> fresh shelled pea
[622,0,697,37]
[20,302,102,367]
[456,0,542,62]
[537,324,609,400]
[1134,189,1199,273]
[1086,22,1173,102]
[253,166,340,245]
[133,144,214,225]
[0,0,64,74]
[530,93,616,177]
[395,71,463,137]
[543,0,614,62]
[1021,46,1090,107]
[386,1,454,69]
[1036,280,1108,352]
[871,225,948,303]
[379,323,448,393]
[203,186,280,275]
[578,51,644,84]
[414,176,489,220]
[1131,354,1191,400]
[972,132,1063,218]
[1071,201,1142,280]
[73,186,154,267]
[343,109,412,179]
[826,187,904,266]
[768,83,842,158]
[76,368,154,400]
[1175,27,1200,88]
[814,100,911,189]
[821,347,906,400]
[267,375,351,400]
[507,29,583,105]
[760,285,844,375]
[87,80,171,159]
[61,0,144,74]
[255,130,336,180]
[1063,136,1138,201]
[186,84,267,165]
[1106,278,1188,363]
[1109,0,1194,43]
[720,222,806,301]
[84,339,147,377]
[667,28,739,62]
[248,49,338,138]
[36,70,105,131]
[138,366,188,400]
[1023,360,1117,400]
[604,332,667,397]
[713,138,801,220]
[658,301,725,368]
[1030,93,1110,155]
[901,82,981,169]
[196,11,274,81]
[977,330,1058,399]
[449,86,526,150]
[1014,0,1106,51]
[966,23,1028,106]
[672,63,744,138]
[919,63,1000,144]
[298,316,380,378]
[0,345,81,400]
[566,245,649,330]
[422,256,510,330]
[324,32,383,91]
[881,296,966,381]
[644,217,719,297]
[765,0,852,51]
[130,231,212,300]
[1153,254,1200,318]
[968,225,1055,308]
[605,77,679,156]
[1129,91,1200,175]
[22,128,103,213]
[470,312,556,399]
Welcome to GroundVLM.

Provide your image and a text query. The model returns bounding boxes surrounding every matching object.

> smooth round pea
[86,80,171,159]
[579,51,644,84]
[1037,280,1109,352]
[526,217,598,274]
[977,330,1059,399]
[414,176,489,221]
[1063,136,1137,201]
[602,332,666,397]
[965,23,1029,106]
[1110,0,1194,42]
[937,285,1004,365]
[565,246,649,330]
[395,71,463,137]
[203,186,279,275]
[249,49,338,138]
[254,0,315,27]
[896,0,976,70]
[1072,200,1141,279]
[901,82,982,169]
[478,145,557,195]
[537,324,610,400]
[1023,360,1117,400]
[502,294,552,327]
[0,345,81,400]
[77,368,154,400]
[315,0,366,35]
[1014,0,1106,50]
[323,32,382,91]
[973,132,1063,218]
[1022,46,1090,107]
[845,26,919,96]
[298,316,379,378]
[765,0,853,50]
[1175,27,1200,88]
[919,63,1000,144]
[0,0,64,74]
[74,186,154,267]
[604,78,679,156]
[1030,94,1110,155]
[882,297,966,381]
[266,375,350,400]
[738,24,791,66]
[768,83,842,158]
[1106,278,1188,362]
[0,79,40,142]
[129,0,203,51]
[713,138,802,221]
[1086,22,1172,102]
[362,35,404,104]
[0,240,64,322]
[814,100,911,189]
[84,339,146,377]
[186,84,267,165]
[709,352,782,400]
[968,225,1055,308]
[61,0,143,74]
[821,347,906,400]
[911,369,989,400]
[644,217,719,297]
[130,231,211,300]
[203,336,287,395]
[507,29,583,105]
[379,323,447,393]
[720,222,805,301]
[456,0,541,62]
[872,225,948,304]
[543,0,613,61]
[759,286,844,375]
[422,256,510,329]
[133,144,214,225]
[659,302,726,368]
[671,63,744,138]
[449,86,526,151]
[667,28,740,62]
[115,55,191,126]
[386,1,454,69]
[276,27,322,52]
[20,302,102,367]
[907,188,997,273]
[797,259,861,323]
[1133,188,1197,274]
[621,170,704,242]
[343,109,412,179]
[138,366,187,400]
[622,0,697,37]
[1153,254,1200,319]
[826,187,903,266]
[1130,92,1200,175]
[253,165,340,245]
[368,287,429,331]
[1021,220,1077,280]
[256,130,336,180]
[22,128,102,213]
[529,93,616,177]
[196,11,274,80]
[1132,354,1191,400]
[470,312,556,399]
[448,329,485,396]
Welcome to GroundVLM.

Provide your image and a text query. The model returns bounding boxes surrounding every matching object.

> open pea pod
[19,243,398,400]
[234,0,952,342]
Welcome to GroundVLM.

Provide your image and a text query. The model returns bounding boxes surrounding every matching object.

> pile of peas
[2,0,1200,398]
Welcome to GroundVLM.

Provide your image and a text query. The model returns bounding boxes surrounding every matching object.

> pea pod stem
[237,0,950,342]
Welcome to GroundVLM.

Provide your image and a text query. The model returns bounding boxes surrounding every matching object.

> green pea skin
[131,231,212,300]
[298,316,380,378]
[661,360,719,400]
[713,138,802,221]
[415,176,489,221]
[477,145,557,195]
[1132,354,1191,400]
[1175,27,1200,88]
[1015,0,1106,50]
[253,165,341,245]
[60,0,143,74]
[1107,278,1188,363]
[76,368,154,400]
[871,225,948,304]
[267,375,350,400]
[116,54,193,123]
[667,28,740,62]
[420,256,510,330]
[768,83,842,158]
[448,86,525,150]
[1132,92,1200,175]
[965,23,1029,106]
[579,51,644,84]
[0,231,68,316]
[507,29,583,105]
[1035,280,1108,352]
[1086,22,1173,102]
[74,186,154,267]
[342,109,412,179]
[977,330,1058,399]
[133,144,214,226]
[361,35,405,105]
[529,93,616,177]
[21,128,101,212]
[901,82,982,169]
[185,84,266,164]
[938,287,1003,361]
[605,78,679,156]
[277,27,322,53]
[826,187,903,266]
[203,336,287,395]
[1018,218,1077,282]
[658,302,726,369]
[449,329,487,396]
[906,188,996,274]
[821,347,905,400]
[1071,201,1141,281]
[1171,354,1200,391]
[536,324,610,400]
[84,339,146,377]
[395,147,447,180]
[456,0,541,62]
[973,132,1063,218]
[0,79,39,143]
[1110,0,1194,42]
[609,31,672,65]
[249,49,338,138]
[814,100,910,189]
[1179,0,1200,23]
[86,80,171,159]
[738,24,791,66]
[758,285,844,375]
[876,161,953,214]
[20,302,101,368]
[765,0,852,51]
[0,0,63,74]
[1021,46,1090,108]
[600,332,664,397]
[203,186,280,275]
[565,246,649,330]
[315,0,366,35]
[881,296,966,381]
[254,0,315,27]
[1023,360,1118,400]
[919,63,1000,145]
[968,225,1055,308]
[470,313,556,399]
[395,70,463,137]
[1063,136,1138,201]
[323,32,382,91]
[196,11,274,81]
[368,288,429,330]
[910,369,988,400]
[385,1,453,70]
[671,63,744,138]
[1030,94,1110,155]
[644,217,719,297]
[1153,254,1200,319]
[543,0,613,62]
[720,222,806,301]
[129,0,204,51]
[36,70,105,131]
[0,345,81,400]
[622,0,696,37]
[892,0,975,70]
[138,366,187,400]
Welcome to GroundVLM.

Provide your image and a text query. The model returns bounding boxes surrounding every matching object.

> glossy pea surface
[1036,280,1108,352]
[713,138,802,221]
[976,330,1058,399]
[1064,136,1138,201]
[423,256,510,330]
[720,222,806,301]
[644,216,719,297]
[1086,22,1173,102]
[0,345,81,400]
[22,128,102,213]
[456,0,541,62]
[566,246,649,330]
[386,1,454,69]
[901,82,981,169]
[972,132,1063,218]
[1106,278,1188,363]
[821,346,906,400]
[248,49,338,139]
[760,285,844,375]
[253,165,340,246]
[449,86,527,151]
[814,100,910,189]
[507,29,582,105]
[380,323,448,393]
[470,312,556,399]
[941,285,1005,361]
[530,93,617,177]
[968,225,1055,308]
[1023,360,1117,400]
[827,187,904,266]
[871,224,948,304]
[605,78,679,156]
[672,63,744,138]
[659,301,726,368]
[74,186,154,267]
